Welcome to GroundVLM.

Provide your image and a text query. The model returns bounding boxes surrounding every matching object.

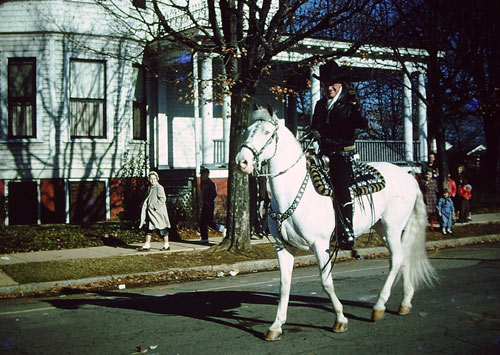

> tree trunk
[483,114,500,191]
[427,45,449,192]
[216,95,252,253]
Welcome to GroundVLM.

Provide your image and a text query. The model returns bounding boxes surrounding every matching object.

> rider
[310,61,368,250]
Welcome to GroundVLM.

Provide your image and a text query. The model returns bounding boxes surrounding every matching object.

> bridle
[240,112,317,243]
[241,116,313,179]
[240,117,279,176]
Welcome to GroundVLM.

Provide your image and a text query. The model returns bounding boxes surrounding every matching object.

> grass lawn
[1,222,498,287]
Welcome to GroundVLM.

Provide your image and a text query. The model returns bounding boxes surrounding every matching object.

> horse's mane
[251,106,279,125]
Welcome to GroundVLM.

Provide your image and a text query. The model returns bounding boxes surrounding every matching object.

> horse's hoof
[398,305,412,316]
[371,309,385,321]
[265,330,282,341]
[333,321,348,333]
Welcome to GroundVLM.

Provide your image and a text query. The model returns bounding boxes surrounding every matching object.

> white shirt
[326,86,342,123]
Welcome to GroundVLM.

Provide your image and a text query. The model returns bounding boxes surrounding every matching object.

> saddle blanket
[308,155,386,198]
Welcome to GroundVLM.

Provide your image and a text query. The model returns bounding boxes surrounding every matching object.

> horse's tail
[401,186,438,289]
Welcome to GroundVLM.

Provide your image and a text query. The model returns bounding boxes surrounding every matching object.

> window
[132,0,146,9]
[69,181,106,223]
[8,58,36,138]
[70,59,106,138]
[132,65,146,140]
[8,181,38,225]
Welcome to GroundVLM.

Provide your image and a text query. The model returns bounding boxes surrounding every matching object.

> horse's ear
[253,104,259,111]
[266,104,274,117]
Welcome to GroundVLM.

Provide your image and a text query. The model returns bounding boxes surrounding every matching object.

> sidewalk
[1,213,499,297]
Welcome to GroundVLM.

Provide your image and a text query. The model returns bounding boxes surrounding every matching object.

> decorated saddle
[307,155,386,198]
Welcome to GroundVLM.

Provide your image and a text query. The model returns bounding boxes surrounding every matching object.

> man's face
[322,82,342,99]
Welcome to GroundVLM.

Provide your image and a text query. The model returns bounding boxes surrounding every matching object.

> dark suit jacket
[311,88,367,155]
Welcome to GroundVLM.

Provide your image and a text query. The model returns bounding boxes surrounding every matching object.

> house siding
[0,0,148,224]
[0,1,291,225]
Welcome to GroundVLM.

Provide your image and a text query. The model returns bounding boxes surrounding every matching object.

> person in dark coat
[423,152,439,178]
[310,60,368,250]
[200,167,225,244]
[419,170,439,231]
[457,181,472,223]
[138,171,171,251]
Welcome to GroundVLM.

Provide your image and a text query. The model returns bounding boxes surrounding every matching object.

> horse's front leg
[312,242,349,332]
[266,245,295,341]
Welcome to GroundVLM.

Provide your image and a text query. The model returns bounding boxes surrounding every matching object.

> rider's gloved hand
[346,89,359,104]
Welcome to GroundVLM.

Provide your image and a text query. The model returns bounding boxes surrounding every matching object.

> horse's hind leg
[266,246,295,341]
[398,263,414,315]
[372,222,405,321]
[312,243,348,332]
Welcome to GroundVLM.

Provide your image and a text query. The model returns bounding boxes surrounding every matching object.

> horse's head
[236,105,279,175]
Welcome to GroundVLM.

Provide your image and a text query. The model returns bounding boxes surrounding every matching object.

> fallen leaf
[133,346,148,354]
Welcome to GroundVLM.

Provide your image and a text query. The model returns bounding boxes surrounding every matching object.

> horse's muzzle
[236,148,254,174]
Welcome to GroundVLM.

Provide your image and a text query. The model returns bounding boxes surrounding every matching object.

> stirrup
[339,226,355,250]
[338,236,354,250]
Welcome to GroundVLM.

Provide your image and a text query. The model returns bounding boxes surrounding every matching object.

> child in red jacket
[457,182,472,223]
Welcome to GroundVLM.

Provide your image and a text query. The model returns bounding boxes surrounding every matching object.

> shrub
[116,149,149,223]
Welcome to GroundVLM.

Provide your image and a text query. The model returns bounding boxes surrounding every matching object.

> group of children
[419,156,473,235]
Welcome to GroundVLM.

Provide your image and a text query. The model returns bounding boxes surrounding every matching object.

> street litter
[229,269,239,276]
[133,346,148,354]
[149,345,158,350]
[1,256,10,261]
[217,272,225,277]
[118,284,126,290]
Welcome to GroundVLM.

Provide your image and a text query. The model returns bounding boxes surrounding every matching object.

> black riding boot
[338,204,355,250]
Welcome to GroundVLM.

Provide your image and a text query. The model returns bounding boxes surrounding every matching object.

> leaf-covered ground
[0,222,498,299]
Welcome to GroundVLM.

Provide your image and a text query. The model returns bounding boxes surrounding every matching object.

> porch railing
[213,139,225,164]
[301,138,422,164]
[355,140,422,163]
[213,139,421,166]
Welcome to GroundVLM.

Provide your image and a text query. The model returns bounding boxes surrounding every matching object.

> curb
[1,235,499,298]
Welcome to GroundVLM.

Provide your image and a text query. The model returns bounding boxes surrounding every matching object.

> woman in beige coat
[137,171,171,251]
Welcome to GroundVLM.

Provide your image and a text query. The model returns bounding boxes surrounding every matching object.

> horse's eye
[264,129,271,135]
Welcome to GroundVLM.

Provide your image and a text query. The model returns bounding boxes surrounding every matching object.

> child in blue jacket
[436,189,455,234]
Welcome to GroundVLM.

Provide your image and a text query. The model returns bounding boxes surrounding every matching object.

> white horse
[236,106,437,341]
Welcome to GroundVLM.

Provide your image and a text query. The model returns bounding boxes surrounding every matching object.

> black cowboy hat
[313,61,351,83]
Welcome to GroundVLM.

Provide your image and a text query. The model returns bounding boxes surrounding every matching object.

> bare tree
[368,0,498,191]
[445,0,500,190]
[97,0,373,252]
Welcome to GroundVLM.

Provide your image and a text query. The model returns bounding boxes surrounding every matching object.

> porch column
[157,79,169,167]
[310,63,321,125]
[403,71,413,162]
[201,55,213,165]
[193,53,201,175]
[417,71,428,162]
[222,87,231,164]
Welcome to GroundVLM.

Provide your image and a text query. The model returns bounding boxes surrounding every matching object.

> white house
[0,0,431,225]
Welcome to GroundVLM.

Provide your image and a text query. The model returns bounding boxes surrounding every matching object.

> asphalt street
[1,243,499,354]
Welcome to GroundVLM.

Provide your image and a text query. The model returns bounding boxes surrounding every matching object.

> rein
[247,123,314,179]
[268,170,310,237]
